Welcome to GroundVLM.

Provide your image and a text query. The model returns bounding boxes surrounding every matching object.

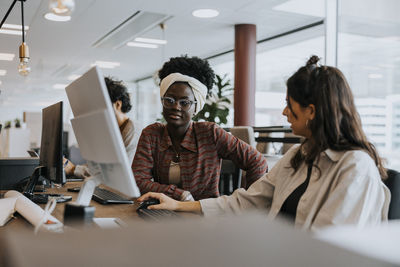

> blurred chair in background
[219,159,242,196]
[230,126,256,148]
[228,126,257,191]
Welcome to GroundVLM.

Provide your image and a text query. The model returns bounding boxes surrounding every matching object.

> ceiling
[0,0,323,121]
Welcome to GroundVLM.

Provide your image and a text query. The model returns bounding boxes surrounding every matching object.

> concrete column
[234,24,256,126]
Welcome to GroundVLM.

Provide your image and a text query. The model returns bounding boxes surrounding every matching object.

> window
[338,0,400,169]
[255,25,325,126]
[134,78,162,127]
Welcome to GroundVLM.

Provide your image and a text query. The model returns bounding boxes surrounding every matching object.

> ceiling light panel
[68,74,81,80]
[91,61,120,69]
[53,84,68,89]
[92,11,169,49]
[0,70,7,76]
[44,13,71,22]
[134,37,167,44]
[0,29,24,35]
[192,9,219,18]
[127,42,158,48]
[2,24,29,30]
[0,53,15,61]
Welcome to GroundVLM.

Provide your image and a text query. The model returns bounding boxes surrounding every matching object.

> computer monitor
[23,101,69,203]
[39,102,65,184]
[65,66,140,207]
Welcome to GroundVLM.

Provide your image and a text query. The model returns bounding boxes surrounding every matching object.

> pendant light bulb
[49,0,75,16]
[18,42,31,76]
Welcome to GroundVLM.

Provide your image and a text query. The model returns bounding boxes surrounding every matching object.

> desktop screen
[65,66,140,204]
[40,101,65,185]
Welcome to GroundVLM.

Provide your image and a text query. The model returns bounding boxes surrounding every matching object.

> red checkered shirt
[132,122,268,200]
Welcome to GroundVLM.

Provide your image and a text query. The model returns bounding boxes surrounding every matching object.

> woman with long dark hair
[138,55,390,230]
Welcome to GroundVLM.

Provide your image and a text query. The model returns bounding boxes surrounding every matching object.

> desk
[1,182,195,230]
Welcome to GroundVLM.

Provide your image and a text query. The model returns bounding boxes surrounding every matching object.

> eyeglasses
[161,97,197,111]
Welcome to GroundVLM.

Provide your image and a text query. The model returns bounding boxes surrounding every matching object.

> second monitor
[65,66,140,207]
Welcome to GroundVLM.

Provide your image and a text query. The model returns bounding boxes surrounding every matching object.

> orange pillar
[234,24,256,126]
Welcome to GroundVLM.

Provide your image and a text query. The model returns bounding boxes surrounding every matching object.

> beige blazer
[200,145,390,231]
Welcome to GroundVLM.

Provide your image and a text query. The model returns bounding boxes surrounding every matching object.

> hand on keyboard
[136,197,180,221]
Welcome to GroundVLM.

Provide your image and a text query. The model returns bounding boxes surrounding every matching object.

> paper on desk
[93,218,125,229]
[3,190,63,233]
[0,197,18,226]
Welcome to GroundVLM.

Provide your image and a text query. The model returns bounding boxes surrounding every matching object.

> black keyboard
[92,187,134,205]
[137,208,180,221]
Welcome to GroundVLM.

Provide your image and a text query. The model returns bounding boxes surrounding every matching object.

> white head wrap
[160,73,208,115]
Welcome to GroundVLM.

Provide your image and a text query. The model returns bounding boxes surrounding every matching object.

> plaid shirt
[132,122,268,200]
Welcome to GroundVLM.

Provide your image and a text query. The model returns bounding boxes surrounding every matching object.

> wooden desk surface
[1,181,179,230]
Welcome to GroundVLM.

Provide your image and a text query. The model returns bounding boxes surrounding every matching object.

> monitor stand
[23,166,72,204]
[63,175,100,226]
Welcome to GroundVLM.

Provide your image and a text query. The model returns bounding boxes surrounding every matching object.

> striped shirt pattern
[132,122,268,200]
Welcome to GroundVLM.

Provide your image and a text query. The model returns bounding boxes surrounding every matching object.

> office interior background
[0,0,399,170]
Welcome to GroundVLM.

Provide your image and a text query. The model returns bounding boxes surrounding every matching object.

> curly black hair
[158,55,215,92]
[105,77,132,113]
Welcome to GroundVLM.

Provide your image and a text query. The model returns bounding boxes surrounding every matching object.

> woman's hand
[137,192,202,213]
[137,192,180,211]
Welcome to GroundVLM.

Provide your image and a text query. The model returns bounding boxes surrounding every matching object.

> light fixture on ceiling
[18,0,30,76]
[126,42,158,49]
[192,9,219,18]
[49,0,75,16]
[53,83,68,89]
[0,70,7,76]
[44,12,71,22]
[0,0,31,76]
[0,23,29,35]
[0,53,15,61]
[91,61,120,69]
[68,74,81,80]
[134,37,167,45]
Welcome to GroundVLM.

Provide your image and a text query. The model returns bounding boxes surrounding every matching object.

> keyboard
[136,208,180,221]
[92,187,134,205]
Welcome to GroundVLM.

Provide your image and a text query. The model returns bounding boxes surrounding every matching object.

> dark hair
[105,77,132,113]
[158,55,215,92]
[286,55,386,179]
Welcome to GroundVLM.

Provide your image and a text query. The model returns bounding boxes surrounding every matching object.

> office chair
[219,159,242,196]
[230,126,257,148]
[384,169,400,220]
[256,132,270,154]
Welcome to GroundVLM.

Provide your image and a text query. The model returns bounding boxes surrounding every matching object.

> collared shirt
[132,122,268,200]
[200,144,391,230]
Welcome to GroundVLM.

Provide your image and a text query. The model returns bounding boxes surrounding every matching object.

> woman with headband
[132,55,267,201]
[138,55,390,230]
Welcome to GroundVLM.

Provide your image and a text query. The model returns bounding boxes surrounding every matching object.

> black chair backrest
[384,169,400,220]
[219,159,242,196]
